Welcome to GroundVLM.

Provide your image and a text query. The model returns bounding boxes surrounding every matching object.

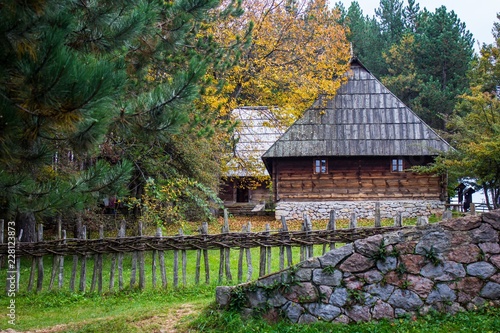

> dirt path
[132,303,199,333]
[2,303,199,333]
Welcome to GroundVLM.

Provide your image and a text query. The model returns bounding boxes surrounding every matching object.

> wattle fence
[0,206,455,295]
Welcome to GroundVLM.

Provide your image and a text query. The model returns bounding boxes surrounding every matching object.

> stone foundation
[275,200,445,220]
[216,210,500,324]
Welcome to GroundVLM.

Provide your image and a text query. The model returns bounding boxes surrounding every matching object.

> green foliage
[322,265,336,275]
[419,15,500,208]
[339,2,474,131]
[229,285,250,311]
[401,279,412,290]
[346,288,365,308]
[370,239,388,262]
[395,262,408,278]
[0,1,148,223]
[422,246,442,266]
[0,0,244,233]
[127,176,223,226]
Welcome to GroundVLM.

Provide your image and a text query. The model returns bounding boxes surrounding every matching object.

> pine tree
[0,0,232,238]
[375,0,405,46]
[342,1,386,77]
[411,6,474,129]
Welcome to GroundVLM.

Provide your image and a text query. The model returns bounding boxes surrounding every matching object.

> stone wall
[275,200,445,221]
[216,210,500,324]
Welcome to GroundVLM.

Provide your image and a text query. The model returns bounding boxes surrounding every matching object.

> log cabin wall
[274,156,445,202]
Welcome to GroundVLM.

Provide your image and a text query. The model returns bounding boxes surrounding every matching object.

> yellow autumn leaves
[205,0,351,121]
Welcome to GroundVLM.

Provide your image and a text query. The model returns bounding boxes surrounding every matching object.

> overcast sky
[341,0,499,53]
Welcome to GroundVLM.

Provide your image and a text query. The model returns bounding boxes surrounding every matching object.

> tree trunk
[16,211,36,243]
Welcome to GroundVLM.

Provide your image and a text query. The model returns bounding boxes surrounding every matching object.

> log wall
[274,157,445,202]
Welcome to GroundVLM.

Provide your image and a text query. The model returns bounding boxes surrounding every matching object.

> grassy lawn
[1,288,499,332]
[2,213,486,332]
[0,286,215,332]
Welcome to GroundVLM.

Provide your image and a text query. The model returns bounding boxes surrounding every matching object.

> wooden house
[220,107,286,214]
[262,58,452,220]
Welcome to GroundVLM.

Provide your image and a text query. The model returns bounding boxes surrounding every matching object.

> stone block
[472,223,499,243]
[340,253,374,273]
[371,300,394,320]
[329,287,348,307]
[480,282,500,299]
[467,261,497,279]
[312,268,343,286]
[215,286,232,307]
[364,283,395,301]
[388,289,423,311]
[426,283,456,304]
[447,244,480,263]
[345,305,371,322]
[305,303,341,322]
[319,243,354,267]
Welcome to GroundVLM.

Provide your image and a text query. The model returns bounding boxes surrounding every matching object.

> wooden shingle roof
[226,107,286,177]
[262,58,451,161]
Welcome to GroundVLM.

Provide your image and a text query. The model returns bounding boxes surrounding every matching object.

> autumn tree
[212,0,351,121]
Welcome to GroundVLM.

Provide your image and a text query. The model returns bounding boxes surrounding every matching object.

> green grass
[189,304,500,333]
[2,287,500,333]
[0,285,215,331]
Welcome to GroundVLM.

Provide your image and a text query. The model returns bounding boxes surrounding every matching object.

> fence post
[259,223,269,277]
[246,222,253,282]
[79,225,87,293]
[194,222,211,284]
[58,230,66,289]
[158,227,167,288]
[374,202,381,228]
[224,212,232,283]
[266,223,272,274]
[218,216,226,283]
[49,224,60,290]
[138,222,145,290]
[416,216,429,227]
[57,215,62,240]
[470,203,476,216]
[305,216,313,259]
[16,230,22,292]
[349,213,357,229]
[327,210,336,251]
[173,229,179,288]
[280,216,293,269]
[90,225,104,293]
[118,221,125,290]
[238,224,245,283]
[152,227,159,289]
[201,222,210,284]
[0,219,4,270]
[36,224,44,292]
[173,228,187,288]
[181,230,187,287]
[27,231,36,292]
[70,215,83,292]
[393,213,402,227]
[218,210,232,283]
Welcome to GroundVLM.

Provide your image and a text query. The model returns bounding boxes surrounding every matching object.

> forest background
[1,0,499,242]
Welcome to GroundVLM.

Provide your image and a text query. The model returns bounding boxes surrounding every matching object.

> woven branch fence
[1,205,451,295]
